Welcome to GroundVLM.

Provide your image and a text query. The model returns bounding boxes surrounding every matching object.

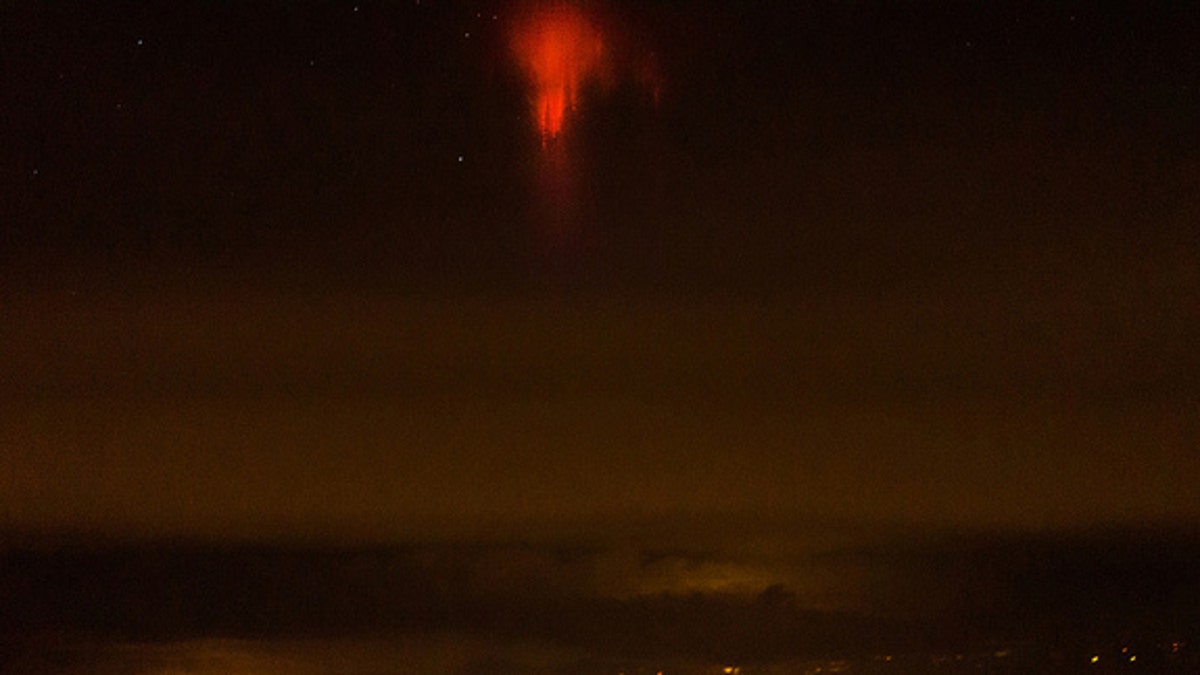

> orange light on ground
[509,1,606,143]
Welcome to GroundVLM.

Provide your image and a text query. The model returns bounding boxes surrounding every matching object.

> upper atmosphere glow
[509,2,606,143]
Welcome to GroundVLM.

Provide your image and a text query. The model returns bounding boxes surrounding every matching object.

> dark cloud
[3,528,1197,663]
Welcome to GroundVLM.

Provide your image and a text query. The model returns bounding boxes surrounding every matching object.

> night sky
[2,0,1200,669]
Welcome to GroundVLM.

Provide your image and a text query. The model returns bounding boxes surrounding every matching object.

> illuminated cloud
[593,549,788,598]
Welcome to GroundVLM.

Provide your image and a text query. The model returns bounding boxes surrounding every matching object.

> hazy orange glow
[510,2,606,143]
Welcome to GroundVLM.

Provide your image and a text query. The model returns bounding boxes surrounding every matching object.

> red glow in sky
[510,2,606,143]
